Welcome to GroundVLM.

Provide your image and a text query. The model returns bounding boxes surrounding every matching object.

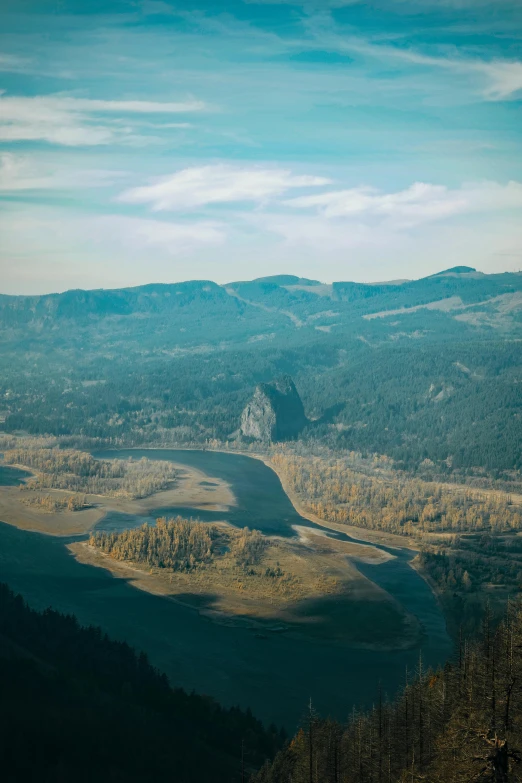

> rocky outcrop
[240,375,308,442]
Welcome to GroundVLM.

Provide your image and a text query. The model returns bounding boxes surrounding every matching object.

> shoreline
[89,446,446,639]
[70,539,421,652]
[1,445,439,654]
[94,445,417,555]
[408,554,453,643]
[0,458,235,537]
[249,451,419,553]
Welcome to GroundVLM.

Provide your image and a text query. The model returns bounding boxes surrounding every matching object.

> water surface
[0,448,452,728]
[0,465,30,486]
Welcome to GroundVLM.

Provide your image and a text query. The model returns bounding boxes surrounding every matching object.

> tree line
[21,492,86,512]
[90,517,268,574]
[3,447,177,499]
[255,602,522,782]
[270,452,522,536]
[417,533,522,637]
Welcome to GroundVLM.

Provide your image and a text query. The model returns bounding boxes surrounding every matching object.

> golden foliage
[271,451,522,536]
[21,493,86,513]
[90,517,216,572]
[5,448,177,499]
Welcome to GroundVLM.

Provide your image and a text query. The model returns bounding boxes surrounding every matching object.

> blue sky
[0,0,521,293]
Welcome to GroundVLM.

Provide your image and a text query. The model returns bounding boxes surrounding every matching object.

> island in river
[0,450,452,728]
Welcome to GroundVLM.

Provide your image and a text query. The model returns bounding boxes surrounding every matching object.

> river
[0,449,452,729]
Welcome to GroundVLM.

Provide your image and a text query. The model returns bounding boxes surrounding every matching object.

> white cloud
[244,202,522,283]
[0,94,207,147]
[0,152,124,191]
[1,193,521,294]
[285,180,522,228]
[383,0,521,7]
[118,164,331,211]
[245,0,520,13]
[41,98,206,113]
[475,60,522,100]
[375,45,522,101]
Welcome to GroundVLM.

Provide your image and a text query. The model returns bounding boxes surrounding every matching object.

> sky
[0,0,521,293]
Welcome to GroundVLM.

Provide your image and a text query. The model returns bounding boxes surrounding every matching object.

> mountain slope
[0,269,520,474]
[0,583,281,782]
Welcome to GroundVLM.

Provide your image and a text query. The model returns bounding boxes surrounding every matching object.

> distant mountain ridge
[429,265,478,277]
[232,274,323,287]
[0,267,520,474]
[1,268,519,331]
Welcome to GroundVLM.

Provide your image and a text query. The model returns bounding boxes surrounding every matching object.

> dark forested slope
[0,583,282,783]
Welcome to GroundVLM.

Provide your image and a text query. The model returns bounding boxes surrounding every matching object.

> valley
[2,0,521,774]
[0,267,520,772]
[0,445,451,727]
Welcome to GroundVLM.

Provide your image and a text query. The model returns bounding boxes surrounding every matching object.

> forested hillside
[4,575,518,783]
[255,603,522,782]
[1,268,520,476]
[0,583,282,782]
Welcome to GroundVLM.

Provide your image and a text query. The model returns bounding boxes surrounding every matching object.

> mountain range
[1,267,520,475]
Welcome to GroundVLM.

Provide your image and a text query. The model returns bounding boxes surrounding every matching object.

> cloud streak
[0,53,32,72]
[0,94,207,146]
[0,152,125,191]
[285,180,522,228]
[298,13,522,100]
[118,164,331,210]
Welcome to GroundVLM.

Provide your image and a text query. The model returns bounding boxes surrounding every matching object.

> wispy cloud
[0,152,125,191]
[118,164,331,210]
[246,207,522,283]
[475,60,522,100]
[250,211,376,251]
[298,13,522,100]
[285,180,522,228]
[360,41,522,100]
[383,0,521,7]
[0,53,32,72]
[0,94,207,147]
